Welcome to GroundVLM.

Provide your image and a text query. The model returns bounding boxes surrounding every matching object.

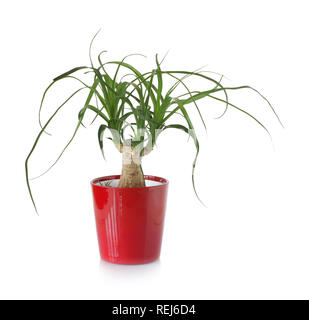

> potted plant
[25,34,282,264]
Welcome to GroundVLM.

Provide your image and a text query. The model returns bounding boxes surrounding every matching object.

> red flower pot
[91,175,169,265]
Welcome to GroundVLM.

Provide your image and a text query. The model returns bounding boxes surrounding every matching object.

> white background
[0,0,308,299]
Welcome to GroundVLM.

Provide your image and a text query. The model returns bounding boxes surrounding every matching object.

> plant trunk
[118,145,145,188]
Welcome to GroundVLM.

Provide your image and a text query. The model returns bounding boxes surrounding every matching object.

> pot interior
[95,178,163,187]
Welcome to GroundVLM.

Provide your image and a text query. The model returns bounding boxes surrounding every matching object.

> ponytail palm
[25,41,282,213]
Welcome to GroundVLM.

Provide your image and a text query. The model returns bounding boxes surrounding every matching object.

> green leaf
[165,73,208,134]
[25,87,87,213]
[89,29,101,67]
[163,124,190,133]
[53,67,88,81]
[155,54,163,110]
[85,104,110,123]
[31,79,100,181]
[208,94,271,136]
[178,103,205,206]
[98,124,109,159]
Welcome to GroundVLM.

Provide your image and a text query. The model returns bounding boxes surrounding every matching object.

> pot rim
[91,174,169,189]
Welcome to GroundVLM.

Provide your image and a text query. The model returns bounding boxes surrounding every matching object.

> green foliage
[25,34,282,213]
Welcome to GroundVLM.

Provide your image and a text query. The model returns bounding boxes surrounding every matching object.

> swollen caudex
[118,145,145,188]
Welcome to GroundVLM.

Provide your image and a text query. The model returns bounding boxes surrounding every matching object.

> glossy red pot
[91,175,169,265]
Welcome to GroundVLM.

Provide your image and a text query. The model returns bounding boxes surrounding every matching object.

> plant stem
[118,145,145,188]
